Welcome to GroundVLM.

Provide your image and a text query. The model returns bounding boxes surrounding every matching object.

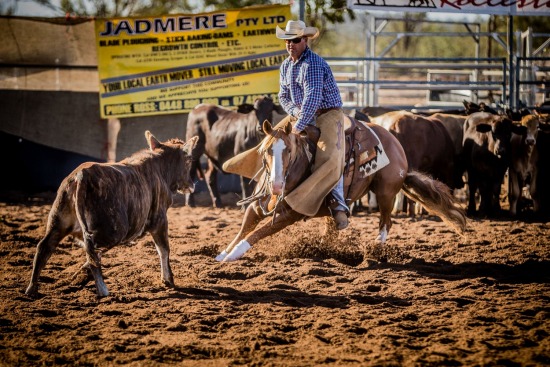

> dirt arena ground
[0,190,549,366]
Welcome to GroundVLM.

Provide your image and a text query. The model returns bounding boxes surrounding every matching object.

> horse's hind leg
[375,194,395,244]
[392,191,404,215]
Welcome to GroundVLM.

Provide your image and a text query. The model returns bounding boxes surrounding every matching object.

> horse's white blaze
[270,138,287,195]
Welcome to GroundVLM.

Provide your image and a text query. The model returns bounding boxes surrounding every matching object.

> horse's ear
[262,119,273,135]
[284,120,292,135]
[183,136,199,154]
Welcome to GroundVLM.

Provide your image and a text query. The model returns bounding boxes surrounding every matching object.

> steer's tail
[402,170,467,234]
[74,170,99,264]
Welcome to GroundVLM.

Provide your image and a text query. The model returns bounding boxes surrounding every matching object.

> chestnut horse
[216,119,467,262]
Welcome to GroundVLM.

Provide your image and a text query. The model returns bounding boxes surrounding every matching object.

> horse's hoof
[24,286,39,299]
[222,240,251,262]
[215,250,228,262]
[163,278,175,288]
[333,211,349,230]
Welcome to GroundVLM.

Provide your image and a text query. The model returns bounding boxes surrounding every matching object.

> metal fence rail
[327,56,508,111]
[515,56,550,109]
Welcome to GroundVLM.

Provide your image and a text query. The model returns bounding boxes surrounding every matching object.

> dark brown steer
[25,131,198,298]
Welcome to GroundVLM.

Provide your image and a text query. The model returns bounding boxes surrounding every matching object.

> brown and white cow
[25,131,198,298]
[509,112,550,216]
[185,95,285,208]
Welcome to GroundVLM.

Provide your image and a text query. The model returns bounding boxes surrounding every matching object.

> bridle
[238,129,313,221]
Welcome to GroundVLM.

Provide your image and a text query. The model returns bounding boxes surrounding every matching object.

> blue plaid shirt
[278,47,343,132]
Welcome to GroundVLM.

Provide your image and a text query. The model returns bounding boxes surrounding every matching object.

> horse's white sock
[223,240,251,262]
[375,225,388,244]
[215,250,228,262]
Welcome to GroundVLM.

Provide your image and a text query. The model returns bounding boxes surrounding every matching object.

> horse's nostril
[271,181,283,195]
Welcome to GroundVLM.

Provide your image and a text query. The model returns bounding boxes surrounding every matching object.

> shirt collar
[290,46,310,64]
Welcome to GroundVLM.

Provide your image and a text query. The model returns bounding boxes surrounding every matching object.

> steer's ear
[263,120,273,135]
[145,130,162,151]
[183,136,199,154]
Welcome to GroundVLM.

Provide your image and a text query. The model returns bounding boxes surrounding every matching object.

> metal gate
[327,15,550,112]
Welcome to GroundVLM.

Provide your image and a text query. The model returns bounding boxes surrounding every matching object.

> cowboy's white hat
[275,20,319,40]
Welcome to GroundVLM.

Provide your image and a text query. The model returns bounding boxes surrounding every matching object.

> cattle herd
[366,101,550,219]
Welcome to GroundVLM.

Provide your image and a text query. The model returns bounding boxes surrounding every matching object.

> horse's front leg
[220,202,304,262]
[215,200,266,261]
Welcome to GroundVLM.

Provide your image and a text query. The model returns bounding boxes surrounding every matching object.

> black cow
[185,96,285,208]
[462,112,522,216]
[25,132,198,298]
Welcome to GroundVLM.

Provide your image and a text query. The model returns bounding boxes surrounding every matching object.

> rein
[237,130,313,221]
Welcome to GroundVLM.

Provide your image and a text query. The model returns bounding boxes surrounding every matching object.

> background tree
[60,0,195,17]
[1,0,59,16]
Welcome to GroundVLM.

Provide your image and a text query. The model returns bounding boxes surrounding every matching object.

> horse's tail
[402,170,467,234]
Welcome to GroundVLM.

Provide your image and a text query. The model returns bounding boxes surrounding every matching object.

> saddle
[323,115,385,210]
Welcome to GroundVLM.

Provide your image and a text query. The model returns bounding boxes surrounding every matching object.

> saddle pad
[344,119,390,186]
[357,125,389,177]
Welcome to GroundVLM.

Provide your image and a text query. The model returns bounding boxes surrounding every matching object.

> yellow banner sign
[95,5,291,118]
